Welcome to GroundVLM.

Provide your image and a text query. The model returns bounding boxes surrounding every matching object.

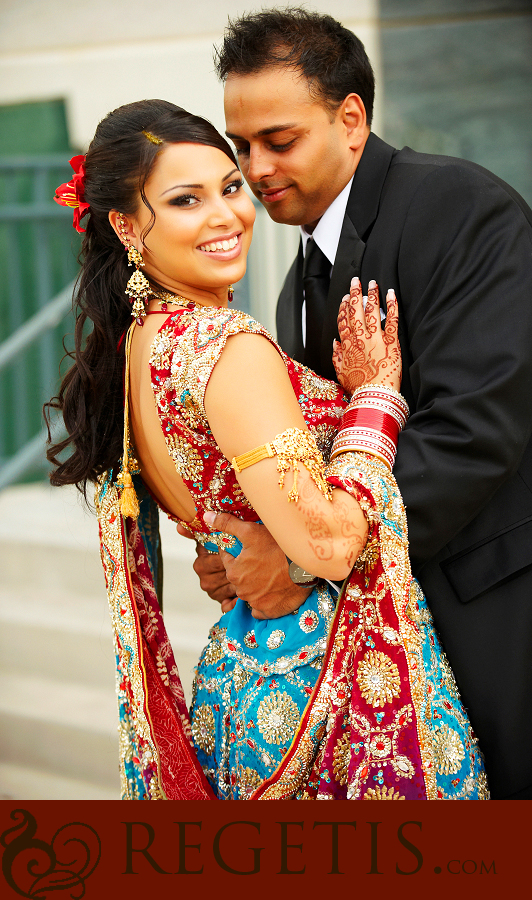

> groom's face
[224,65,360,230]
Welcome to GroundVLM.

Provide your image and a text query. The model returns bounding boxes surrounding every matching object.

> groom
[188,8,532,799]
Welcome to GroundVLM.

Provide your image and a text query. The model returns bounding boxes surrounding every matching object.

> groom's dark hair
[214,7,375,125]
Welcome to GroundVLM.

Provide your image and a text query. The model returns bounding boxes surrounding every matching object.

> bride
[47,99,488,801]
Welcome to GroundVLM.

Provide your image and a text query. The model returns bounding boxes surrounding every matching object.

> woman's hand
[332,277,401,394]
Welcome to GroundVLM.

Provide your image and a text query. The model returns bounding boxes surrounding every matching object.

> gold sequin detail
[233,663,251,692]
[160,307,266,416]
[369,734,392,758]
[202,638,225,667]
[272,428,331,503]
[238,765,263,797]
[257,691,301,745]
[352,535,380,574]
[166,432,202,482]
[357,650,401,708]
[298,368,341,401]
[474,770,490,801]
[363,785,405,800]
[191,704,216,756]
[332,732,351,785]
[432,725,466,775]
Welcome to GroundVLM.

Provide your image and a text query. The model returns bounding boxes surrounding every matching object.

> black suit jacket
[277,133,532,798]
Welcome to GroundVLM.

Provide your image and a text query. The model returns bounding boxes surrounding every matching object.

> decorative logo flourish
[1,808,101,898]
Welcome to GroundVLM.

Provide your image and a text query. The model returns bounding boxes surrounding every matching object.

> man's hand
[176,523,238,614]
[203,512,313,620]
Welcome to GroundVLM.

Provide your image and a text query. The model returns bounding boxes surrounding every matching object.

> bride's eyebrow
[160,168,240,197]
[161,183,202,196]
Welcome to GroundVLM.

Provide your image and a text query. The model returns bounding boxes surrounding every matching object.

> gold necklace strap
[153,290,195,310]
[122,322,134,461]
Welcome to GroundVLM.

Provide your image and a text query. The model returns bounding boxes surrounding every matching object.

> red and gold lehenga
[95,305,488,800]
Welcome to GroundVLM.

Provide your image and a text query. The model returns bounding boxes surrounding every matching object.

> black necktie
[303,238,331,372]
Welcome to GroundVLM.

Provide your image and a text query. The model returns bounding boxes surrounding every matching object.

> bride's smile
[198,232,241,256]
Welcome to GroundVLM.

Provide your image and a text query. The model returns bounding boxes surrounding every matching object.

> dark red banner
[0,800,527,898]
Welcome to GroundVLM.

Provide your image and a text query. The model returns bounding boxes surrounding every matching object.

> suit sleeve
[392,163,532,571]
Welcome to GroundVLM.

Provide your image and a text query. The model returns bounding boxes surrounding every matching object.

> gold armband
[231,427,331,503]
[232,443,276,472]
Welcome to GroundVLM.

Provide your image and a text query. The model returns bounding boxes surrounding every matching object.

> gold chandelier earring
[117,212,150,324]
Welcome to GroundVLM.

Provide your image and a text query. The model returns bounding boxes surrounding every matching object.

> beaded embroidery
[149,306,345,534]
[191,583,337,798]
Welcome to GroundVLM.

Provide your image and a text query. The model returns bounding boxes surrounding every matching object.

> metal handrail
[0,419,63,491]
[0,205,71,221]
[0,281,75,374]
[0,283,75,490]
[0,155,76,169]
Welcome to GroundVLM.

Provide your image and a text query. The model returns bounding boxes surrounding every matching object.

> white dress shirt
[300,176,354,265]
[300,175,385,345]
[300,178,353,346]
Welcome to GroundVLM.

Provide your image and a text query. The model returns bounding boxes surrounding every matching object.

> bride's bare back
[129,310,198,523]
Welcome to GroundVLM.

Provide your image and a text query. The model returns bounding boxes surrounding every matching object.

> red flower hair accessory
[54,155,90,233]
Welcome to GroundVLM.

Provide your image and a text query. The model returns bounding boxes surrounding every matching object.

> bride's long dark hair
[44,100,237,496]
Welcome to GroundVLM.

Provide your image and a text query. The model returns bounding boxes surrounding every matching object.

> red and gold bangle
[330,427,398,469]
[330,384,409,469]
[340,409,401,443]
[347,385,409,423]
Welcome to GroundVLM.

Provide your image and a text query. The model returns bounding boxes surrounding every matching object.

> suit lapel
[277,134,397,378]
[345,133,396,240]
[319,134,397,380]
[276,242,305,362]
[319,216,365,381]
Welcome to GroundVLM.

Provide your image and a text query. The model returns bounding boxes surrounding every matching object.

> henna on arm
[295,474,368,572]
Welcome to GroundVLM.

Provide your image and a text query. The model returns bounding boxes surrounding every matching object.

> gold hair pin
[142,130,163,145]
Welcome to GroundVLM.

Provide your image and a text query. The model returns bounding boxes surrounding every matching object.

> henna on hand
[333,277,402,394]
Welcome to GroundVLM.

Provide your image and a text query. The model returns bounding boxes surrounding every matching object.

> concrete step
[0,671,119,789]
[0,585,115,689]
[0,762,118,801]
[0,583,214,696]
[0,482,222,800]
[0,482,220,689]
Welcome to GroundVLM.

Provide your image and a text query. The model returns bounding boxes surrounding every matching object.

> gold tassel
[120,471,140,519]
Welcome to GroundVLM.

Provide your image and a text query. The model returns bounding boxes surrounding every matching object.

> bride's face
[129,142,255,297]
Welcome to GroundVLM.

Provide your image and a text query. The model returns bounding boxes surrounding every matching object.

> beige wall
[0,0,382,149]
